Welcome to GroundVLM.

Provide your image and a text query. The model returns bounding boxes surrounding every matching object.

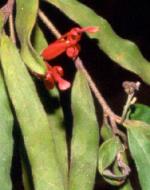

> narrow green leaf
[98,137,120,173]
[46,0,150,85]
[125,120,150,190]
[69,70,99,190]
[48,89,68,189]
[32,25,48,54]
[129,104,150,124]
[16,0,46,74]
[33,25,68,189]
[0,70,14,190]
[0,34,64,190]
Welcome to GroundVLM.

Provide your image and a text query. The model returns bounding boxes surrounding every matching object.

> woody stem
[38,9,61,38]
[9,13,16,44]
[74,57,119,120]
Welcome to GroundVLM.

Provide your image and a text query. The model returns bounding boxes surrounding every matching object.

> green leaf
[0,70,14,190]
[98,137,121,173]
[46,0,150,85]
[129,104,150,124]
[16,0,46,74]
[125,120,150,190]
[98,137,130,186]
[48,89,68,189]
[33,25,68,189]
[100,121,113,141]
[0,34,64,190]
[32,25,48,54]
[113,152,133,190]
[69,70,99,190]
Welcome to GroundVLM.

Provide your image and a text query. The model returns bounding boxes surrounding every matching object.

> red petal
[79,26,99,33]
[51,66,71,90]
[57,78,71,91]
[66,45,80,59]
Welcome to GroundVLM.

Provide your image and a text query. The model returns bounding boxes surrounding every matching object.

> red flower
[44,63,71,91]
[41,26,99,60]
[39,26,99,90]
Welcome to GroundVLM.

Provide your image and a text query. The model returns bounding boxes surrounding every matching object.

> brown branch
[38,9,61,39]
[74,57,118,119]
[9,13,16,43]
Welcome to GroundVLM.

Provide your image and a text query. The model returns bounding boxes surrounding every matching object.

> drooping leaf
[0,34,64,190]
[129,104,150,124]
[113,151,132,190]
[98,137,121,173]
[33,25,68,189]
[69,70,99,190]
[45,0,150,85]
[0,70,14,190]
[16,0,46,74]
[98,137,130,186]
[124,120,150,190]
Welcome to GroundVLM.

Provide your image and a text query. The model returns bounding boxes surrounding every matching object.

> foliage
[0,0,150,190]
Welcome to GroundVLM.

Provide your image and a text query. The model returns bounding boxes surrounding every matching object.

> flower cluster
[39,26,98,91]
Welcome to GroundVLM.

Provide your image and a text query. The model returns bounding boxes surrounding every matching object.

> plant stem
[38,9,61,38]
[121,93,134,122]
[74,57,118,119]
[9,14,16,44]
